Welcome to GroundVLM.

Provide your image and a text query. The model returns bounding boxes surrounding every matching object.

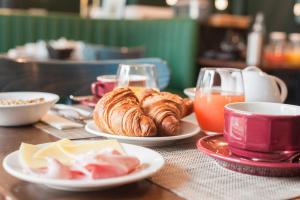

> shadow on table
[10,180,172,200]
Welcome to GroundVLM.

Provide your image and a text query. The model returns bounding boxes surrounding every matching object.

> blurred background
[0,0,300,104]
[0,0,299,32]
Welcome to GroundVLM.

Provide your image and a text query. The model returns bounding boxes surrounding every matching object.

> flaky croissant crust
[93,88,157,137]
[138,89,193,136]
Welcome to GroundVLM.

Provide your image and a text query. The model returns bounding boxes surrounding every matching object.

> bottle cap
[252,12,265,32]
[289,33,300,42]
[270,32,286,41]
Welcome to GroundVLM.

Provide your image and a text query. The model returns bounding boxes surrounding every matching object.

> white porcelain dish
[0,92,59,126]
[85,120,200,146]
[3,142,164,191]
[242,66,287,103]
[183,87,196,100]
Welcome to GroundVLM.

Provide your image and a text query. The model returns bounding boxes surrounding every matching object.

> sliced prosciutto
[82,150,140,179]
[29,149,140,180]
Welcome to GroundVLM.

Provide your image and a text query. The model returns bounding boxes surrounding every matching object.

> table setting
[1,62,300,200]
[5,37,145,62]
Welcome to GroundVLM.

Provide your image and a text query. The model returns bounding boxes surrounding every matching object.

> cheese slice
[19,139,124,169]
[19,143,47,169]
[33,139,74,165]
[58,140,124,156]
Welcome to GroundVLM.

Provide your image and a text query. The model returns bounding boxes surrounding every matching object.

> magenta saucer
[80,97,99,107]
[197,135,300,177]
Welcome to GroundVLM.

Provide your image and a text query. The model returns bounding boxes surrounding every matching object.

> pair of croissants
[93,88,193,137]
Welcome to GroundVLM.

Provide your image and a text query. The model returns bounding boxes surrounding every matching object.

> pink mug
[91,75,116,97]
[224,102,300,161]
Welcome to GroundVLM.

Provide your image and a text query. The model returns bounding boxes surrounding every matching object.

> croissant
[182,98,194,118]
[138,89,193,136]
[93,88,157,137]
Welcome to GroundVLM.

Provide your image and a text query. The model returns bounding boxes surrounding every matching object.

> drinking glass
[116,64,159,95]
[194,68,245,135]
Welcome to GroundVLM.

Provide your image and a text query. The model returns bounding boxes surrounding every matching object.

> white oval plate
[183,87,196,100]
[3,142,164,191]
[85,120,200,147]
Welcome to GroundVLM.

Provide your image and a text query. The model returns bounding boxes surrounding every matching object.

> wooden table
[0,126,183,200]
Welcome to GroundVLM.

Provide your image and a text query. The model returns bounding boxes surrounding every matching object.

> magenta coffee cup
[224,102,300,161]
[91,75,116,97]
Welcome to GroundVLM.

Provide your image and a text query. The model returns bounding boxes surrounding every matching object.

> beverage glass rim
[116,63,158,89]
[195,88,244,96]
[200,67,242,72]
[97,75,116,81]
[196,67,245,95]
[118,63,156,68]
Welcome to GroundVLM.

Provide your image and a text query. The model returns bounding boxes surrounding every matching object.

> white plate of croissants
[85,88,200,146]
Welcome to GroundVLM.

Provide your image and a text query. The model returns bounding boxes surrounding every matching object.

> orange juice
[194,91,245,133]
[129,87,159,96]
[129,86,147,96]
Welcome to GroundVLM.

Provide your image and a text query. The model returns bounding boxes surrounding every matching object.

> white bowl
[0,92,59,126]
[183,87,196,100]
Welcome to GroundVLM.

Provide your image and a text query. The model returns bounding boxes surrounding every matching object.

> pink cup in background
[224,102,300,161]
[91,75,116,97]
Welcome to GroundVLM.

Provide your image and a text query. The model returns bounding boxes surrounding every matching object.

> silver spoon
[51,107,93,123]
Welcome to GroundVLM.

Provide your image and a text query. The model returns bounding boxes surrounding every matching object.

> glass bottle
[264,32,287,66]
[285,33,300,66]
[246,13,265,67]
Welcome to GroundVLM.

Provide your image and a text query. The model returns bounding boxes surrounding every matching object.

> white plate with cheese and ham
[2,139,164,191]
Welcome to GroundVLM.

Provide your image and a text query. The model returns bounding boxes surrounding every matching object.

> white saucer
[85,120,200,147]
[183,87,196,100]
[3,142,164,191]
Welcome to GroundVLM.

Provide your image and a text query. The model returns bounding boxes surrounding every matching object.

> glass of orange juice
[116,64,159,95]
[194,68,245,135]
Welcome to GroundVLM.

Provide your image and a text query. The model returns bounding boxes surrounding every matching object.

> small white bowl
[0,92,59,126]
[183,87,196,100]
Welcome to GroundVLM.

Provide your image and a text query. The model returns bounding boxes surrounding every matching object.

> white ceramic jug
[242,66,288,103]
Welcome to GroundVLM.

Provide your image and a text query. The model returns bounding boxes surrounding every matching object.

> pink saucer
[197,135,300,177]
[80,97,99,107]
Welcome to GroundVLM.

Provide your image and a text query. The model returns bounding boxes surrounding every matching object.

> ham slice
[31,149,140,180]
[44,158,73,179]
[83,150,140,179]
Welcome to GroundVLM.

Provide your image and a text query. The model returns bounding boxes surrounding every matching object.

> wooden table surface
[0,126,183,200]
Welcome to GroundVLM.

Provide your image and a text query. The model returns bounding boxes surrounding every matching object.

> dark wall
[0,0,299,33]
[128,0,300,33]
[0,0,166,12]
[0,0,80,13]
[245,0,300,33]
[127,0,167,6]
